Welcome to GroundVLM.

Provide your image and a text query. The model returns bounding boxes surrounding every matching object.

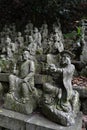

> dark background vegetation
[0,0,87,32]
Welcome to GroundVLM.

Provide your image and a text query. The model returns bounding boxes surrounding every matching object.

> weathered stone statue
[24,25,30,45]
[51,34,64,54]
[27,20,33,29]
[41,50,80,126]
[33,27,42,48]
[3,35,16,60]
[41,21,48,41]
[27,20,33,35]
[53,26,64,44]
[4,51,38,114]
[27,36,37,57]
[16,32,24,47]
[47,34,64,65]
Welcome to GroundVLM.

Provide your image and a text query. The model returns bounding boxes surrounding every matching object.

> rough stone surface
[26,113,82,130]
[0,108,82,130]
[4,93,37,115]
[0,108,27,130]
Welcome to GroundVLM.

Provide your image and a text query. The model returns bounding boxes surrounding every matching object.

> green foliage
[63,31,77,39]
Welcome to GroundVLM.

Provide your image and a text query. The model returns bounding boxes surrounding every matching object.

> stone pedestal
[26,113,82,130]
[0,108,82,130]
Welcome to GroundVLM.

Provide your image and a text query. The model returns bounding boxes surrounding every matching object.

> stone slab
[26,113,82,130]
[0,108,82,130]
[0,108,28,130]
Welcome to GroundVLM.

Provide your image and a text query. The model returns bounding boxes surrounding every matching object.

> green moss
[0,59,13,72]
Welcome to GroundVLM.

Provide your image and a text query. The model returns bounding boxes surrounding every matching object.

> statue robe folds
[4,60,38,114]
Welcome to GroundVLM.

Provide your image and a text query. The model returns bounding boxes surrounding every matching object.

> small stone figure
[16,32,24,47]
[4,51,38,114]
[27,20,33,29]
[41,21,48,41]
[41,50,80,126]
[27,20,33,35]
[5,27,12,36]
[53,26,64,44]
[24,25,30,45]
[27,36,37,57]
[33,27,42,48]
[24,25,29,35]
[51,34,64,54]
[47,34,64,65]
[2,35,15,60]
[0,32,5,49]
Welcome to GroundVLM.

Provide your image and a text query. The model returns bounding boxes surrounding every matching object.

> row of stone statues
[0,20,80,126]
[2,50,80,126]
[0,20,64,61]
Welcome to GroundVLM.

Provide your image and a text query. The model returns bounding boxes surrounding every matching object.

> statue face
[53,34,60,41]
[18,32,21,36]
[23,51,29,60]
[34,27,38,33]
[29,36,33,43]
[62,55,71,66]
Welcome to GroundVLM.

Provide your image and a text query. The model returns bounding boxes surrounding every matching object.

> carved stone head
[23,51,30,60]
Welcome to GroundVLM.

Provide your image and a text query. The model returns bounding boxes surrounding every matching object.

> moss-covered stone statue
[4,50,38,114]
[41,50,80,126]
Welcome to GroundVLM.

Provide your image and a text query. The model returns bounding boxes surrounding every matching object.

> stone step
[0,108,82,130]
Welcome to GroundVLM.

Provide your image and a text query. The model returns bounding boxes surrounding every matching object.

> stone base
[4,93,37,115]
[26,112,82,130]
[0,108,82,130]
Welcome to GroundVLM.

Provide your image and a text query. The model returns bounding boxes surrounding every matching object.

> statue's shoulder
[70,64,75,71]
[71,63,75,68]
[27,59,34,66]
